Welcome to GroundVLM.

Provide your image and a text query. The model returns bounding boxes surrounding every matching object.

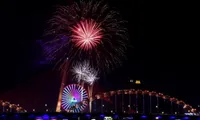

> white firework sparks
[72,61,98,85]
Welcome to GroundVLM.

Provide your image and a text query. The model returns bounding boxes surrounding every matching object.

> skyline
[1,0,200,112]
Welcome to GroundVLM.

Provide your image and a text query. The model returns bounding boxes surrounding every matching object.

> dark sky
[1,0,200,111]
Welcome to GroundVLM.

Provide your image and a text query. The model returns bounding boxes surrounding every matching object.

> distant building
[135,80,141,84]
[129,79,141,84]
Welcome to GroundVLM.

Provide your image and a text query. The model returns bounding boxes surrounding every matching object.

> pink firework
[71,19,103,50]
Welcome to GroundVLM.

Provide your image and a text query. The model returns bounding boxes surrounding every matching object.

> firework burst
[72,61,98,85]
[44,0,129,72]
[71,19,103,50]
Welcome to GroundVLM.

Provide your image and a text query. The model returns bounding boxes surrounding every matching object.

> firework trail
[44,0,129,72]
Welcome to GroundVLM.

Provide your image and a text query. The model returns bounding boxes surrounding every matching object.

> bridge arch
[92,89,196,114]
[0,100,26,113]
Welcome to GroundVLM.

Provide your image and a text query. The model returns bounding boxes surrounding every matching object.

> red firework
[71,19,103,50]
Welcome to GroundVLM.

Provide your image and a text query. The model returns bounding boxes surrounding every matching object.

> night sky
[1,0,200,111]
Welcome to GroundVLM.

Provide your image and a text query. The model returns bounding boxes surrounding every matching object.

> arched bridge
[92,89,196,114]
[0,100,26,113]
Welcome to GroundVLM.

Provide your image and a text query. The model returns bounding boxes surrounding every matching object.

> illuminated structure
[61,84,88,113]
[0,100,26,113]
[91,89,196,114]
[135,80,141,84]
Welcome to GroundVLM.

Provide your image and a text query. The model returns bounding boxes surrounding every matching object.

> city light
[135,80,141,84]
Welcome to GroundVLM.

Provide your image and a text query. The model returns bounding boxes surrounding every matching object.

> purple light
[43,114,49,119]
[28,114,35,119]
[100,114,105,117]
[170,116,175,119]
[155,116,162,119]
[37,35,70,64]
[183,116,189,120]
[85,114,91,117]
[113,114,118,119]
[57,114,64,118]
[141,115,147,119]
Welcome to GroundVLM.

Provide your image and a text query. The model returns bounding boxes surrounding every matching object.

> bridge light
[156,105,158,108]
[155,116,162,119]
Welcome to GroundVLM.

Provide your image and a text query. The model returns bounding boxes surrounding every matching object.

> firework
[72,61,98,85]
[72,61,98,113]
[44,0,129,71]
[71,19,103,50]
[44,0,129,112]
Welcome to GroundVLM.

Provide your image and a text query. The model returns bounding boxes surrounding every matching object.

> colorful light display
[61,84,88,113]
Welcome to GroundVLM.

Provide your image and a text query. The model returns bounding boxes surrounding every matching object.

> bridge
[92,89,197,115]
[0,100,26,113]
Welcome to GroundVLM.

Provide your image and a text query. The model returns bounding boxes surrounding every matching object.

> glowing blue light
[141,115,147,119]
[126,117,133,120]
[43,114,49,119]
[51,116,57,119]
[196,118,200,120]
[28,114,35,119]
[15,114,19,118]
[170,116,176,119]
[113,114,118,119]
[85,114,91,117]
[100,114,105,118]
[155,116,162,119]
[183,116,189,120]
[57,114,64,118]
[1,114,5,118]
[35,116,42,120]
